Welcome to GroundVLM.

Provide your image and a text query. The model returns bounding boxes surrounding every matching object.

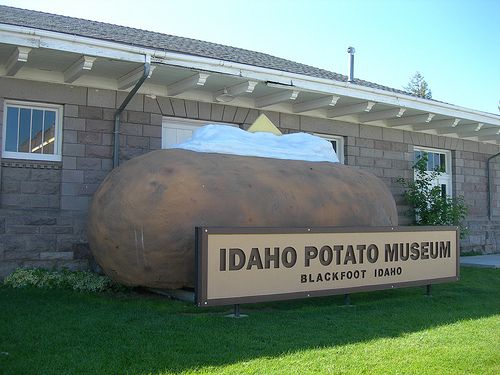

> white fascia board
[1,22,500,127]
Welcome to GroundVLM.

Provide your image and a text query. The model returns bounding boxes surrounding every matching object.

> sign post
[195,226,459,307]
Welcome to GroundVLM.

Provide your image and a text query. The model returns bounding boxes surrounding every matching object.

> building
[0,5,499,278]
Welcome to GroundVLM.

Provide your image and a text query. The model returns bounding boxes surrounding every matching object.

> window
[2,101,62,161]
[314,133,344,164]
[161,117,237,149]
[414,147,452,196]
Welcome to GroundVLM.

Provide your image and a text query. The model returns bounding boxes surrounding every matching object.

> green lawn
[1,267,499,375]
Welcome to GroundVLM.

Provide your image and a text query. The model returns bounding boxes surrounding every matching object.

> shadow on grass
[0,267,499,374]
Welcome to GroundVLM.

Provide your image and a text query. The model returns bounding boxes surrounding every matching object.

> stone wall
[0,77,499,278]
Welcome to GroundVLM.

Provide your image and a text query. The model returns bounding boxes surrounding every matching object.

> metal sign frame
[195,226,460,307]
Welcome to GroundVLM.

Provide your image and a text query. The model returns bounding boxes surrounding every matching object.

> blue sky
[1,0,499,114]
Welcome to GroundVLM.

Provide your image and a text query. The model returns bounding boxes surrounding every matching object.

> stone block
[1,180,20,193]
[233,107,249,124]
[392,159,411,170]
[280,113,300,131]
[79,106,103,120]
[30,195,50,208]
[357,157,374,167]
[64,117,86,131]
[463,140,479,153]
[102,133,113,146]
[144,96,161,114]
[0,77,86,105]
[222,105,237,123]
[6,225,40,234]
[78,131,102,145]
[116,93,143,112]
[62,170,84,183]
[61,196,90,211]
[21,181,59,195]
[128,111,151,124]
[87,88,116,108]
[76,157,102,170]
[360,125,383,140]
[360,148,383,158]
[63,143,85,157]
[63,129,78,144]
[85,145,112,158]
[346,146,359,157]
[127,136,149,148]
[170,98,187,117]
[150,137,162,150]
[40,251,74,260]
[30,169,60,182]
[382,128,404,143]
[40,226,74,234]
[157,97,174,116]
[150,113,163,126]
[142,124,161,137]
[374,140,392,151]
[57,259,89,271]
[101,159,113,171]
[262,111,280,127]
[121,123,142,136]
[86,119,113,133]
[245,108,259,124]
[185,100,199,119]
[2,167,30,181]
[356,138,374,148]
[79,183,99,196]
[391,142,408,152]
[27,234,56,252]
[64,104,79,118]
[210,103,223,121]
[1,194,30,208]
[62,156,77,170]
[383,150,404,160]
[375,158,392,168]
[61,182,80,196]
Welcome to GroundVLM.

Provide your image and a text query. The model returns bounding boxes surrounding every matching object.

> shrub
[398,153,468,238]
[3,268,126,293]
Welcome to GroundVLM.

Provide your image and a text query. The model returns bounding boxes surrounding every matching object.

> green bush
[398,153,468,238]
[3,268,126,293]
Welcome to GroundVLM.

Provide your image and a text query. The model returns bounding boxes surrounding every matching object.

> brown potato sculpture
[88,149,398,289]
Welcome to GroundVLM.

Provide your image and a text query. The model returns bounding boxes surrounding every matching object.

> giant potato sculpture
[88,149,398,289]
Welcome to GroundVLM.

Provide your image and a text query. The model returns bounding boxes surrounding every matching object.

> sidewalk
[460,254,500,269]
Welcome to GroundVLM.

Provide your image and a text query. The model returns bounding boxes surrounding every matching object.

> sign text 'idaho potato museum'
[195,227,459,306]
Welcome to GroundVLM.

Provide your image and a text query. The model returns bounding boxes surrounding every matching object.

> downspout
[487,151,500,220]
[113,62,151,168]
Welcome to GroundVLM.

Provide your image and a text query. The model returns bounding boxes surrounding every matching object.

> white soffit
[0,22,499,143]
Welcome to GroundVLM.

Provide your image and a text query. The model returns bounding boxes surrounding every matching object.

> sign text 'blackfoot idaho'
[196,227,459,307]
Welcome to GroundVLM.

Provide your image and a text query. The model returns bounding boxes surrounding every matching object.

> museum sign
[195,226,459,307]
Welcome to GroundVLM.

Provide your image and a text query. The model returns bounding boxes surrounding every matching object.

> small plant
[398,153,468,238]
[3,268,126,293]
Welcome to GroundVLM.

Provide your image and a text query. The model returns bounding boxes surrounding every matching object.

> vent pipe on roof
[347,46,355,83]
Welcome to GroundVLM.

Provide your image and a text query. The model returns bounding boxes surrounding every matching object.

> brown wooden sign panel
[195,226,459,307]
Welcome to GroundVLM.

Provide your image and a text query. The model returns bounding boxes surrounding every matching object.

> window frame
[314,133,344,164]
[2,100,63,162]
[413,146,452,197]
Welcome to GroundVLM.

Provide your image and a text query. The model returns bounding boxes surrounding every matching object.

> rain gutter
[113,62,151,168]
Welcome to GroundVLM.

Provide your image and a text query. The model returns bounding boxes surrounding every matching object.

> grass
[0,267,499,375]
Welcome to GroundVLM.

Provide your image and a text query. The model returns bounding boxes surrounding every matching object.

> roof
[0,5,411,97]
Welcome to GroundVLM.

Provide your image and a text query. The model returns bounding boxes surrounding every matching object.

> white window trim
[161,116,237,149]
[2,100,63,162]
[413,146,452,196]
[314,133,344,164]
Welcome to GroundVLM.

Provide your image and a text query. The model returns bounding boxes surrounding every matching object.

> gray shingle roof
[0,5,411,96]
